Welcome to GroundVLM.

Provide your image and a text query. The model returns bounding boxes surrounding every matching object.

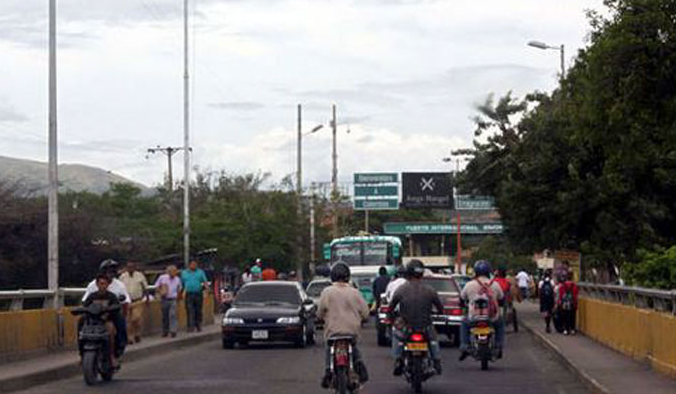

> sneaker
[393,358,404,376]
[571,330,577,335]
[433,360,442,375]
[320,370,332,389]
[563,330,569,336]
[497,349,503,359]
[458,350,470,361]
[161,332,168,338]
[134,336,141,343]
[171,332,177,338]
[196,326,202,333]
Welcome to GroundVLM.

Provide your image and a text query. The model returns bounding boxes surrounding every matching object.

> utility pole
[331,104,338,238]
[47,0,59,302]
[182,0,191,268]
[560,44,565,80]
[309,183,316,276]
[454,159,462,274]
[147,146,184,191]
[296,104,304,282]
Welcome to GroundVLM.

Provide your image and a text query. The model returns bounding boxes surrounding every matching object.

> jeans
[519,287,529,300]
[459,317,504,351]
[161,298,178,334]
[185,292,203,329]
[391,326,441,361]
[561,308,576,332]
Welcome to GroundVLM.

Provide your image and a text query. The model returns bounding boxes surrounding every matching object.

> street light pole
[296,104,304,282]
[182,0,191,268]
[47,0,59,300]
[331,104,338,238]
[527,40,565,80]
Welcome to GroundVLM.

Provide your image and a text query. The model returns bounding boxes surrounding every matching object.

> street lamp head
[528,40,550,50]
[310,124,324,133]
[442,157,452,162]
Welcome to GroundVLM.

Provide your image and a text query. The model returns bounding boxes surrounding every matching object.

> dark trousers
[185,292,203,329]
[561,308,576,332]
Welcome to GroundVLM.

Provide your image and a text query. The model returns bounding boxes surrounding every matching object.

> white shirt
[384,277,407,303]
[82,278,131,304]
[241,272,253,284]
[516,271,530,288]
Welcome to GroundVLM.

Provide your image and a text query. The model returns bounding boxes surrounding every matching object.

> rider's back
[318,283,369,339]
[391,281,441,330]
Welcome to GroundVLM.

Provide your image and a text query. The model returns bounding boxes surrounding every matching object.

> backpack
[561,283,574,311]
[470,280,499,320]
[540,280,554,302]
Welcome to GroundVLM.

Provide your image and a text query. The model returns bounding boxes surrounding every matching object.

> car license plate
[471,327,492,336]
[405,342,429,351]
[252,330,268,340]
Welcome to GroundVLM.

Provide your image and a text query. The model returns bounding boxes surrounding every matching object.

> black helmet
[330,262,351,283]
[406,259,425,279]
[99,259,119,273]
[474,260,492,277]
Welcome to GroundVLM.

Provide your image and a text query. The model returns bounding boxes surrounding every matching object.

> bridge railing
[0,286,157,311]
[578,282,676,315]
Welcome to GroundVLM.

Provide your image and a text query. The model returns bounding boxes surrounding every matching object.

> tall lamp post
[528,40,565,80]
[296,104,323,282]
[442,157,462,273]
[48,0,59,302]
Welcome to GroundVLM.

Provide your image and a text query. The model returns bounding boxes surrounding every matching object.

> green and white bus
[322,235,403,308]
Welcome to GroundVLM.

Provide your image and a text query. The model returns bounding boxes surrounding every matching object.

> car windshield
[423,278,459,293]
[235,285,301,306]
[306,281,331,297]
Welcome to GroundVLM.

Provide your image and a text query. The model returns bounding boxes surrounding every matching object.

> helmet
[405,259,425,279]
[474,260,492,277]
[330,262,351,283]
[99,259,119,273]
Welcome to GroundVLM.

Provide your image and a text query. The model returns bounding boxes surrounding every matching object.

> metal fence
[0,286,157,311]
[579,282,676,315]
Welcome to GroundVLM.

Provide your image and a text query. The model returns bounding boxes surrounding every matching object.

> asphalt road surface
[17,321,589,394]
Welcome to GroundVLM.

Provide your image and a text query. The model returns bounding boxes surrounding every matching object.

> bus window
[331,243,362,266]
[363,242,388,265]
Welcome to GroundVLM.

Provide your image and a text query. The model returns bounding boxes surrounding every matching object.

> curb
[520,318,610,394]
[0,327,220,393]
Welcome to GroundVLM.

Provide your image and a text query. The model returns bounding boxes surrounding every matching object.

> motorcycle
[402,331,436,393]
[72,303,121,385]
[327,336,361,394]
[468,317,499,370]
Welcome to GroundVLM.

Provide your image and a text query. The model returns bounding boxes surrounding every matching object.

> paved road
[17,321,589,394]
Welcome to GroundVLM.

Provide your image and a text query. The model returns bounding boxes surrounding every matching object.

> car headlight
[222,317,244,325]
[276,316,301,324]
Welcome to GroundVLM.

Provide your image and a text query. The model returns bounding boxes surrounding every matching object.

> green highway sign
[354,185,398,197]
[354,173,398,184]
[353,172,399,211]
[354,199,399,210]
[455,195,496,210]
[384,222,504,235]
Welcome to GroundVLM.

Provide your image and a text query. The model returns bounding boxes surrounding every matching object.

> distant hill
[0,155,151,195]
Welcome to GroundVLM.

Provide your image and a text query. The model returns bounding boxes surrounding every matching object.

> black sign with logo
[401,172,453,209]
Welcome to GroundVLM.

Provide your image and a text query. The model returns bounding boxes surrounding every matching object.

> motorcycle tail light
[444,307,463,316]
[379,306,391,313]
[410,333,424,342]
[476,321,489,328]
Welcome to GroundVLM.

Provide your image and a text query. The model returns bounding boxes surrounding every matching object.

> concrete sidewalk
[0,324,220,393]
[517,301,676,394]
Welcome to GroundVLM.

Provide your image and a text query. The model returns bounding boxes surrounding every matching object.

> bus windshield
[331,241,391,266]
[331,243,363,265]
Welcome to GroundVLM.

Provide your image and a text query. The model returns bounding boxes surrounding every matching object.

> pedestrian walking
[515,269,531,301]
[556,272,579,335]
[251,259,263,281]
[119,261,149,344]
[155,265,182,338]
[181,260,209,332]
[538,269,556,333]
[241,267,253,284]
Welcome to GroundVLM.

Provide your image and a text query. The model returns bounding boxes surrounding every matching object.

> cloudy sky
[0,0,604,189]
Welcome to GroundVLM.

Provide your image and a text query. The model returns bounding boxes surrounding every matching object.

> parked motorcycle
[402,331,436,393]
[326,336,361,394]
[72,303,121,385]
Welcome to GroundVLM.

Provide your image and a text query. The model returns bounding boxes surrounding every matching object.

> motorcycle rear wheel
[82,351,98,386]
[334,366,349,394]
[410,357,423,393]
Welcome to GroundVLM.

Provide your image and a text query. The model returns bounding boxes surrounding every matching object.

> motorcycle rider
[383,265,407,303]
[317,262,370,389]
[82,259,131,359]
[82,273,121,367]
[459,260,505,361]
[389,259,444,375]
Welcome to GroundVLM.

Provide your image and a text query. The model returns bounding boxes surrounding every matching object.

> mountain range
[0,155,151,195]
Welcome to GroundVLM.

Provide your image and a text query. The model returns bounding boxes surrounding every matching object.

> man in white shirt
[515,270,531,301]
[119,261,149,344]
[82,260,131,357]
[384,267,407,303]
